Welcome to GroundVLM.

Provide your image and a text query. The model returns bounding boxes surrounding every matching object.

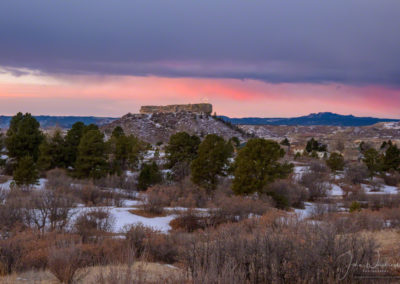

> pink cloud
[0,75,398,118]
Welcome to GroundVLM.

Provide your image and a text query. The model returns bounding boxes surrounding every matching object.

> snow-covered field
[71,206,175,233]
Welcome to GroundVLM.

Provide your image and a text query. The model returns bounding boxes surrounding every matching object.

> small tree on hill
[383,144,400,172]
[191,134,233,191]
[326,152,345,172]
[280,138,290,147]
[13,156,39,187]
[75,129,108,179]
[363,148,383,176]
[232,138,293,195]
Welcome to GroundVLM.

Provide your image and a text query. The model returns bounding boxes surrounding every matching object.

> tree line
[2,112,148,186]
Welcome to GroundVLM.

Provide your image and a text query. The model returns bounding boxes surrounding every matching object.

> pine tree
[280,138,290,146]
[75,129,108,179]
[108,127,146,174]
[137,162,162,190]
[165,132,200,180]
[38,130,67,171]
[326,152,345,172]
[232,138,292,195]
[190,134,233,191]
[64,122,86,167]
[383,144,400,172]
[13,156,39,186]
[363,148,383,176]
[5,112,43,162]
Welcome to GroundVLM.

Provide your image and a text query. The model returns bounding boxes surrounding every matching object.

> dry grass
[129,209,167,218]
[0,262,184,284]
[362,229,400,256]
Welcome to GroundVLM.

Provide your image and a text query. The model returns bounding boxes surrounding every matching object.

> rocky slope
[102,112,247,144]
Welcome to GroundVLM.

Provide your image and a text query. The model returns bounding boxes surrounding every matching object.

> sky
[0,0,399,118]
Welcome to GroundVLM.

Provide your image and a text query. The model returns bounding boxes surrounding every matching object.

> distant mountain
[0,115,118,129]
[219,112,400,127]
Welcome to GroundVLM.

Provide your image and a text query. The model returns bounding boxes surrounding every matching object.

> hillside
[102,112,247,144]
[220,112,399,127]
[0,115,117,129]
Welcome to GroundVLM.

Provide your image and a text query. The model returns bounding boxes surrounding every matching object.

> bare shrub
[170,210,206,232]
[124,224,155,258]
[48,243,86,284]
[345,163,369,185]
[23,190,75,234]
[0,189,25,234]
[299,161,330,201]
[0,230,48,275]
[267,180,309,208]
[210,194,271,223]
[381,208,400,228]
[300,172,329,201]
[94,173,137,192]
[180,217,378,283]
[45,168,72,191]
[123,224,178,263]
[383,171,400,186]
[74,209,115,243]
[143,180,208,213]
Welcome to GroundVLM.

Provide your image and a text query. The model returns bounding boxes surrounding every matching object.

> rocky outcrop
[102,111,247,144]
[140,103,212,115]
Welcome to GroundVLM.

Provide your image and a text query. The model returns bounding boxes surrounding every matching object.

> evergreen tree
[111,126,124,138]
[305,138,326,153]
[326,152,345,172]
[232,138,292,195]
[75,129,108,179]
[65,122,86,167]
[280,138,290,146]
[5,112,43,162]
[190,134,233,191]
[383,144,400,172]
[108,127,144,174]
[165,132,200,179]
[13,156,39,186]
[137,161,162,190]
[37,130,67,171]
[363,148,383,176]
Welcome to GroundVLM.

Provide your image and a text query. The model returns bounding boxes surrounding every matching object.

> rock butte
[140,103,212,115]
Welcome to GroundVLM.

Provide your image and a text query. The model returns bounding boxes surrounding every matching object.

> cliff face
[140,103,212,115]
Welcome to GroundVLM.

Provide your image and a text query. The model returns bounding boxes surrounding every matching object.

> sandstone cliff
[140,103,212,115]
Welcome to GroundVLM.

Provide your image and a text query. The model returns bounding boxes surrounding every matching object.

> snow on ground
[361,184,399,195]
[71,206,175,233]
[0,178,47,190]
[294,202,315,220]
[328,183,344,196]
[110,207,175,233]
[293,166,308,181]
[122,199,142,207]
[383,122,400,129]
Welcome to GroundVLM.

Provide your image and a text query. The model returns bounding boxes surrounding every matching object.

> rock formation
[140,103,212,115]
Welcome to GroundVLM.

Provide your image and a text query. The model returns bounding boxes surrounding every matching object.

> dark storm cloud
[1,0,400,85]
